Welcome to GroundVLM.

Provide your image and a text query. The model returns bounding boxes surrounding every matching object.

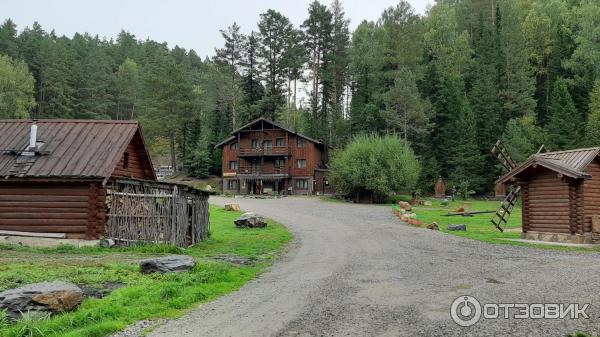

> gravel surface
[149,197,600,337]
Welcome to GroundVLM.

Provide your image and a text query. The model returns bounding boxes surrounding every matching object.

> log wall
[0,181,105,239]
[525,170,572,233]
[112,131,155,180]
[584,159,600,233]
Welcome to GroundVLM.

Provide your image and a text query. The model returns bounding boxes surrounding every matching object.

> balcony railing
[236,166,288,176]
[238,146,289,156]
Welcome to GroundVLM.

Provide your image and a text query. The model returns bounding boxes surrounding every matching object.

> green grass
[0,205,293,337]
[392,198,600,252]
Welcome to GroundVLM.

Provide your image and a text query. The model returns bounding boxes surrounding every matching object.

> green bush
[329,135,421,199]
[389,194,413,204]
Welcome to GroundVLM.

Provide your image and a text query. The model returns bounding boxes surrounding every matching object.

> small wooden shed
[497,147,600,244]
[0,120,209,246]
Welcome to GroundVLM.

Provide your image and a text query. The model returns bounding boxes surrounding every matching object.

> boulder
[224,203,241,211]
[448,224,467,231]
[235,212,267,228]
[398,201,412,211]
[420,200,433,206]
[0,281,83,319]
[427,222,440,230]
[140,255,196,274]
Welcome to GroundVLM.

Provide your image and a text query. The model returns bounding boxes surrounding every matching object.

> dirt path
[149,197,600,337]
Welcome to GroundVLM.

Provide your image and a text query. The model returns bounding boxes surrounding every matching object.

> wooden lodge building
[0,119,209,246]
[498,147,600,244]
[215,118,331,195]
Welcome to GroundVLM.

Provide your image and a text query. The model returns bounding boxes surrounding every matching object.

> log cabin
[497,147,600,244]
[215,118,330,195]
[0,119,156,240]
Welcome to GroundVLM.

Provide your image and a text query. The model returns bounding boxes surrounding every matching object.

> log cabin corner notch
[497,147,600,244]
[0,119,156,240]
[215,117,331,195]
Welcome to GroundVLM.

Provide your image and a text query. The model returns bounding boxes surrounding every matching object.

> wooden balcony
[238,146,289,157]
[236,166,288,178]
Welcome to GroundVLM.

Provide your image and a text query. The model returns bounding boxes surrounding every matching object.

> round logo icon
[450,295,482,327]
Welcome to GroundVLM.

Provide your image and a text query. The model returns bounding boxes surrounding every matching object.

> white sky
[2,0,432,58]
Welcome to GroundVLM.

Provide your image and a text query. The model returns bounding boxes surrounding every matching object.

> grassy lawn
[0,205,292,337]
[392,198,600,252]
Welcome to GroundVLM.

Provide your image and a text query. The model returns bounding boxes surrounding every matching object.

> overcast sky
[2,0,432,58]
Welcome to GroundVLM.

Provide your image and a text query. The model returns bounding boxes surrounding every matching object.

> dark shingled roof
[0,119,155,183]
[215,117,325,149]
[497,147,600,184]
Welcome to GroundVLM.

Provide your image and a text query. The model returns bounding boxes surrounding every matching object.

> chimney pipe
[22,119,38,156]
[29,119,38,150]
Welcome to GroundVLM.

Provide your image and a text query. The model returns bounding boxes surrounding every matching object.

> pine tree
[116,58,139,120]
[327,0,351,145]
[544,78,584,150]
[215,22,245,129]
[0,54,35,118]
[586,80,600,146]
[257,10,293,121]
[239,31,265,124]
[282,28,306,129]
[382,69,431,152]
[422,3,472,178]
[497,0,536,121]
[0,19,19,59]
[302,0,333,141]
[502,115,543,164]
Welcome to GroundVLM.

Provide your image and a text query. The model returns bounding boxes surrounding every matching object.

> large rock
[448,224,467,231]
[140,255,196,274]
[235,212,267,228]
[398,201,412,211]
[224,203,241,211]
[427,222,440,230]
[0,281,83,319]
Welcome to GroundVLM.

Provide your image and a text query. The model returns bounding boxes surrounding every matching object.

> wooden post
[521,184,529,233]
[170,131,177,173]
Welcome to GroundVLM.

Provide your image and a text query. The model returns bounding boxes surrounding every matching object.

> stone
[140,255,196,274]
[420,200,433,206]
[448,224,467,231]
[427,222,439,230]
[224,203,241,212]
[235,212,267,228]
[99,238,115,248]
[0,281,83,319]
[441,199,449,206]
[398,201,412,211]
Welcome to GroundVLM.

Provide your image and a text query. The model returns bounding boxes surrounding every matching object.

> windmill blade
[491,139,517,172]
[491,186,521,232]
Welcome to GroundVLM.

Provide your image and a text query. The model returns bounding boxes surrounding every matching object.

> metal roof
[497,147,600,184]
[215,117,325,149]
[0,119,153,182]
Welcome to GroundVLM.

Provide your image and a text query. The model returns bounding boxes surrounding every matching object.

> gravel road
[149,197,600,337]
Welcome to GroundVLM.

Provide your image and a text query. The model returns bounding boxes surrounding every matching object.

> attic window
[123,152,129,169]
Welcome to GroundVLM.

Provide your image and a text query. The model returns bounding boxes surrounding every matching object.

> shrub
[389,194,413,204]
[329,135,421,200]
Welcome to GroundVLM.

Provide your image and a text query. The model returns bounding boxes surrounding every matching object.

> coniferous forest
[1,0,600,194]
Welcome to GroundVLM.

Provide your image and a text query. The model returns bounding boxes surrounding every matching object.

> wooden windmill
[490,140,521,232]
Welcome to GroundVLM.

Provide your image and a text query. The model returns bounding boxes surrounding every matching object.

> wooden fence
[106,178,210,247]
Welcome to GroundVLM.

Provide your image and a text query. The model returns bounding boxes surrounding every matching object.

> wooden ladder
[491,186,521,232]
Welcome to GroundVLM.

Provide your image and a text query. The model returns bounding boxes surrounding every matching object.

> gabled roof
[0,119,156,183]
[497,147,600,184]
[215,117,324,149]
